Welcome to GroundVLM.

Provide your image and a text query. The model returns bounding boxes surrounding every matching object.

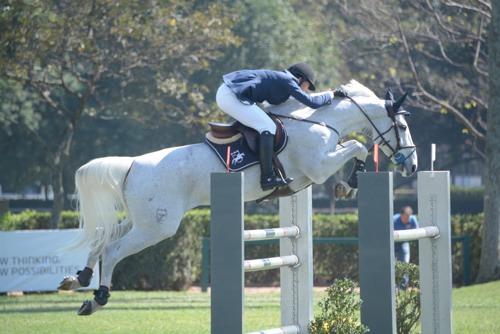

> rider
[217,62,347,191]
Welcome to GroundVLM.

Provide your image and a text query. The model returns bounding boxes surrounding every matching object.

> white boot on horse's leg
[58,267,93,290]
[335,181,350,199]
[58,276,81,290]
[334,181,357,199]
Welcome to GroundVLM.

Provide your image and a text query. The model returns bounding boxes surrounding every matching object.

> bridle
[268,94,416,166]
[346,96,416,165]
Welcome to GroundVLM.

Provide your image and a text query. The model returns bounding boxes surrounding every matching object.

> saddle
[204,115,295,199]
[206,114,286,152]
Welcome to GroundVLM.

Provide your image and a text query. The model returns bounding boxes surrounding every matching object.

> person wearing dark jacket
[216,62,346,191]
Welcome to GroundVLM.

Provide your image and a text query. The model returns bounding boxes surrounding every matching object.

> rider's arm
[288,81,334,109]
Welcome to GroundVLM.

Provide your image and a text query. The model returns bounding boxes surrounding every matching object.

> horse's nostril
[412,164,417,173]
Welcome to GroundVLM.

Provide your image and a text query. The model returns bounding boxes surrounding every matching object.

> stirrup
[260,174,292,191]
[260,178,288,191]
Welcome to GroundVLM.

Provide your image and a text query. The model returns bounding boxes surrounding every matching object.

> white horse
[59,80,418,315]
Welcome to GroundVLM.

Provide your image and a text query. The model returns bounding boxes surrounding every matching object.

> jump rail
[244,255,299,272]
[247,325,300,334]
[393,226,439,242]
[244,226,300,241]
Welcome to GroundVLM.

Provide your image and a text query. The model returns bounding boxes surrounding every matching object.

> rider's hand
[333,88,348,98]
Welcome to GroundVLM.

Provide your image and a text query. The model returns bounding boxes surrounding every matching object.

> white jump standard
[210,172,313,334]
[358,171,452,334]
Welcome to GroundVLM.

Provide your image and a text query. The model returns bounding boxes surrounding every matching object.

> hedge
[0,209,483,290]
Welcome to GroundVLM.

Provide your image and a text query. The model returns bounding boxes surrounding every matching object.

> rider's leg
[216,84,290,190]
[258,131,290,190]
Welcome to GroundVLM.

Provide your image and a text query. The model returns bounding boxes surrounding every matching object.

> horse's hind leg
[59,219,133,291]
[77,214,182,316]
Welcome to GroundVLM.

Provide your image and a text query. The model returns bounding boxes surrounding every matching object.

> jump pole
[210,172,313,334]
[358,171,452,334]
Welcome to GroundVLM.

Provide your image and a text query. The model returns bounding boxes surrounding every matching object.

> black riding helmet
[287,62,316,91]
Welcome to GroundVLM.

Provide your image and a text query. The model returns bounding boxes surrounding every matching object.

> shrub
[395,262,420,334]
[0,209,483,289]
[309,278,368,334]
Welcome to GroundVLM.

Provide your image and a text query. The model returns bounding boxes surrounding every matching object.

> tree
[330,0,499,281]
[478,0,500,282]
[0,0,238,226]
[213,0,347,212]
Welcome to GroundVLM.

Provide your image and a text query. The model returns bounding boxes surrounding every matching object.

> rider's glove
[333,88,348,98]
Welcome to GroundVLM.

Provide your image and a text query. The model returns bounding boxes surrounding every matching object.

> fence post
[462,235,471,286]
[210,172,244,334]
[201,237,210,292]
[279,187,313,333]
[418,171,452,334]
[358,172,396,334]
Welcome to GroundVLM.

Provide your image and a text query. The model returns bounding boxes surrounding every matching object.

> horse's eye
[398,124,407,131]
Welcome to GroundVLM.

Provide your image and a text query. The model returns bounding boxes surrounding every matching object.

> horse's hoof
[77,300,101,316]
[335,181,350,199]
[347,188,358,199]
[335,181,358,199]
[58,276,81,290]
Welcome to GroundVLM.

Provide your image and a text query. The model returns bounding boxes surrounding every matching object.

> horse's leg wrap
[93,286,110,306]
[347,158,366,189]
[77,267,93,287]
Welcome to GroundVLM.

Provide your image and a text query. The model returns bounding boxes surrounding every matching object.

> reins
[266,112,340,137]
[269,95,416,165]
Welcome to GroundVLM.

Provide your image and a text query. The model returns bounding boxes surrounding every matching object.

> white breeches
[216,84,276,135]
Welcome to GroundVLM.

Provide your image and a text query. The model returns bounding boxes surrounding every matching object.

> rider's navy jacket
[222,69,333,109]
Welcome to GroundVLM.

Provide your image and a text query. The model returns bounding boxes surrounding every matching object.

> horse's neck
[329,98,387,138]
[270,96,387,139]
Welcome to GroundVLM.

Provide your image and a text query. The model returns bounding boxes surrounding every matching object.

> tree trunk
[477,0,500,282]
[50,168,64,229]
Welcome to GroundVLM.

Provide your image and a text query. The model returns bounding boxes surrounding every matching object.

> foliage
[0,210,483,290]
[112,209,209,290]
[0,0,240,225]
[309,278,368,334]
[0,209,78,230]
[395,262,420,334]
[451,213,484,284]
[330,0,489,158]
[218,0,341,87]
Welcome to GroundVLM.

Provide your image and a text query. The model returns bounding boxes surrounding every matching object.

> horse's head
[376,90,418,176]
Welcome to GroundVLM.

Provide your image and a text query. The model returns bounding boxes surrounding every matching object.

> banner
[0,229,99,292]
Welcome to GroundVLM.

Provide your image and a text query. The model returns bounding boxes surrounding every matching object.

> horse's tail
[75,156,134,249]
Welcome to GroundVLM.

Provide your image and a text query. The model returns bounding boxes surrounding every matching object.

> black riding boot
[259,131,290,191]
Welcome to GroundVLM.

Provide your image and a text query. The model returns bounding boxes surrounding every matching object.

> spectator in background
[394,206,419,263]
[394,206,419,289]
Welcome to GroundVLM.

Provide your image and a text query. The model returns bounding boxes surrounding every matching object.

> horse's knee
[353,141,368,161]
[308,170,330,185]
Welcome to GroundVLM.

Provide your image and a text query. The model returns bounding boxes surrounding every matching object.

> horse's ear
[385,89,394,101]
[393,92,408,110]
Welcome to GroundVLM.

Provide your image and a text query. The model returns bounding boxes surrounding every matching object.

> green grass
[453,281,500,334]
[0,281,499,334]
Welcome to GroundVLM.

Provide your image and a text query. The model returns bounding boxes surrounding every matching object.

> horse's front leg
[305,139,368,184]
[303,139,368,199]
[332,140,369,199]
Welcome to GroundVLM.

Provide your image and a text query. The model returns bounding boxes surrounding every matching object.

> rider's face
[300,80,311,92]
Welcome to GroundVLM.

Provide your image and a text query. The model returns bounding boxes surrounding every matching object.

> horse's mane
[340,79,378,98]
[265,79,379,115]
